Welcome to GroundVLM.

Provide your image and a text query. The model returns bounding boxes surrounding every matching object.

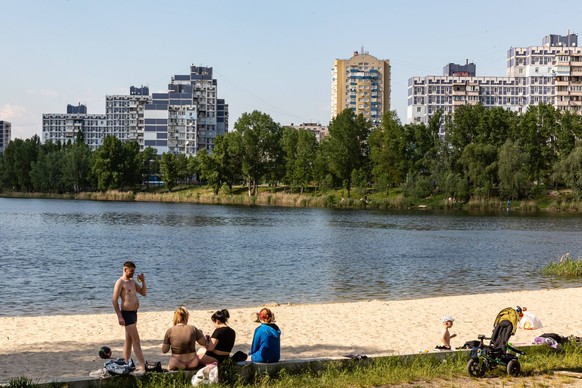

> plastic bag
[519,311,543,330]
[191,363,218,386]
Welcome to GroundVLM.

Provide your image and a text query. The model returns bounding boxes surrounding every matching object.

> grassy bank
[7,343,582,387]
[3,186,582,212]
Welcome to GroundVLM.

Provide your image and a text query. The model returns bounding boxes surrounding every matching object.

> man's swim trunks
[121,310,138,326]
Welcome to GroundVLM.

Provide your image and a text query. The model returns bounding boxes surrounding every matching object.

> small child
[435,315,456,350]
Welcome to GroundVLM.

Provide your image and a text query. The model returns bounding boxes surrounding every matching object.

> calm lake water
[1,197,581,317]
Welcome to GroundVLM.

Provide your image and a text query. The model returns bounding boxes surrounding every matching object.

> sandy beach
[1,287,580,383]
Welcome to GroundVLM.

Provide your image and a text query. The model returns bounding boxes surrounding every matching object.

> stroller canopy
[494,307,520,335]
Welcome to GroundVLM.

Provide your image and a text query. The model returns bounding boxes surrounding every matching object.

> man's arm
[136,273,147,297]
[112,278,125,325]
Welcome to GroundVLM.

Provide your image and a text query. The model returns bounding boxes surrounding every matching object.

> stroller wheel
[507,359,521,376]
[467,358,486,377]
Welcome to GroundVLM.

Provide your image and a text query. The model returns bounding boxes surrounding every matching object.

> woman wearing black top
[199,309,236,365]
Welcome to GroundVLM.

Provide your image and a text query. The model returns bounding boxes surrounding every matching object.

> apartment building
[42,104,107,150]
[0,120,11,153]
[106,86,151,149]
[407,33,582,127]
[42,65,229,155]
[288,122,328,142]
[331,49,391,125]
[143,65,229,155]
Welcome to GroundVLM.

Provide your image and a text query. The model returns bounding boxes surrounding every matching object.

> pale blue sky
[1,0,580,139]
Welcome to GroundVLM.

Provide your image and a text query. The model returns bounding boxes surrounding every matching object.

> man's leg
[126,323,145,370]
[124,327,133,363]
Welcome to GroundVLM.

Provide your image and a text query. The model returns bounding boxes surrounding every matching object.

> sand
[0,287,580,383]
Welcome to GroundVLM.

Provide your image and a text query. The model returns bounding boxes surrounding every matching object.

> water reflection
[1,198,582,316]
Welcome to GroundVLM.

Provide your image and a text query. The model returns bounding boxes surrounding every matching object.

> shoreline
[2,188,582,213]
[1,287,581,383]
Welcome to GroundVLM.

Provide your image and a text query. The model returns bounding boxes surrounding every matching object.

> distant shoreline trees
[1,104,582,201]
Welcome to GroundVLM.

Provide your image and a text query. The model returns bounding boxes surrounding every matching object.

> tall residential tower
[0,121,11,153]
[331,49,391,125]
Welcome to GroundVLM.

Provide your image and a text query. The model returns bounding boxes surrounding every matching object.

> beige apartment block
[331,49,391,125]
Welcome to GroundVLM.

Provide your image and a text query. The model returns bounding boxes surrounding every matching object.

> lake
[1,197,581,317]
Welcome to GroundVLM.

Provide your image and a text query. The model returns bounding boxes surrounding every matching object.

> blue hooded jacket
[249,323,281,363]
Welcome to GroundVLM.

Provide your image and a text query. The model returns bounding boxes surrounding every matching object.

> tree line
[1,105,582,200]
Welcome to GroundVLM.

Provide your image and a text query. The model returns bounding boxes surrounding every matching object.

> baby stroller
[467,306,526,377]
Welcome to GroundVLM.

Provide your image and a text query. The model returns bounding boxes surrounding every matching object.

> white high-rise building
[105,86,151,150]
[407,33,582,128]
[42,104,107,150]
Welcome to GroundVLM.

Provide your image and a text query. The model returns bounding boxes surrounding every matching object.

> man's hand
[118,316,125,326]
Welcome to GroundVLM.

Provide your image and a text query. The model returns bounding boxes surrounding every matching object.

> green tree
[233,110,283,196]
[369,111,408,188]
[459,143,498,197]
[139,147,159,190]
[196,149,220,193]
[160,152,178,191]
[517,104,559,190]
[91,135,124,191]
[498,140,529,199]
[281,127,318,193]
[121,141,141,189]
[175,153,190,184]
[324,109,371,196]
[556,144,582,199]
[62,143,92,193]
[213,133,242,192]
[2,136,41,192]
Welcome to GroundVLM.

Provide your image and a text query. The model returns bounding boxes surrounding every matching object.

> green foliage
[281,127,318,193]
[555,143,582,199]
[5,376,37,388]
[498,140,529,199]
[459,142,498,197]
[541,253,582,278]
[91,136,125,191]
[160,153,178,191]
[5,101,582,205]
[234,110,283,196]
[324,109,371,196]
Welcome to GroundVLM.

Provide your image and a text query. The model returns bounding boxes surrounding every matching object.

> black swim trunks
[121,310,138,326]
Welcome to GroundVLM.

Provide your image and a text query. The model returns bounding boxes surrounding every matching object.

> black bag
[458,340,481,349]
[231,351,247,363]
[145,361,163,373]
[540,333,567,344]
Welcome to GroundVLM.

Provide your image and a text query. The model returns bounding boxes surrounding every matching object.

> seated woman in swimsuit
[162,306,207,370]
[198,309,236,365]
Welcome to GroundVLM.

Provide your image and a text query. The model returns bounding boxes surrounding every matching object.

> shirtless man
[112,260,147,371]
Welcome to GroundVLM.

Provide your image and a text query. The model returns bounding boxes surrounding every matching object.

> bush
[541,253,582,278]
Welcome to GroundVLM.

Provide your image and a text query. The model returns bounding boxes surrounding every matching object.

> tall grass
[541,253,582,278]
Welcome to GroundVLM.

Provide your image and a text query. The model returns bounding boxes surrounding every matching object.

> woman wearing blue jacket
[249,308,281,363]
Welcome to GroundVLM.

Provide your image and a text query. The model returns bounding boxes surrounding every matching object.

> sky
[1,0,582,140]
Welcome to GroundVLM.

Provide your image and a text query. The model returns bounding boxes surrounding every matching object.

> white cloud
[0,104,28,121]
[0,104,41,140]
[26,89,59,98]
